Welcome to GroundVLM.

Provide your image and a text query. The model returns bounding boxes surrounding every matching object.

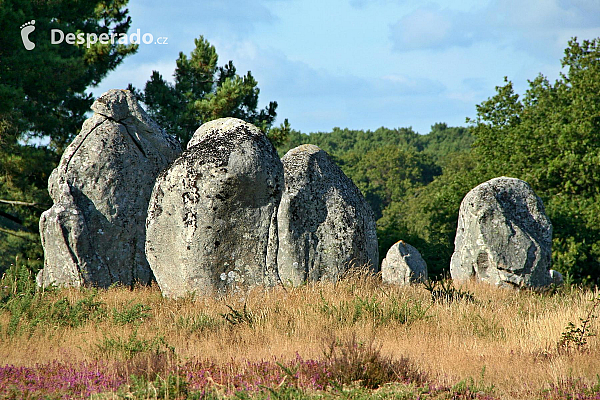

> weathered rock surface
[277,144,378,286]
[381,240,427,285]
[145,118,283,298]
[450,176,553,288]
[37,89,182,288]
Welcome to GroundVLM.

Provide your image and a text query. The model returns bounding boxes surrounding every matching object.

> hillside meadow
[0,265,599,399]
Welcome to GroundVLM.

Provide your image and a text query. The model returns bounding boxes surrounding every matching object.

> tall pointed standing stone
[37,89,182,288]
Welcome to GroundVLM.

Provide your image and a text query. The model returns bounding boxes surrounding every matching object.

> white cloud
[390,6,456,51]
[129,0,278,44]
[215,41,445,99]
[389,0,600,58]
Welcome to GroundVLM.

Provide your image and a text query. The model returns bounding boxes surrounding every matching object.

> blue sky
[92,0,600,135]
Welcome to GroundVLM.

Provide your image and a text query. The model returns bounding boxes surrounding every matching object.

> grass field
[0,264,599,399]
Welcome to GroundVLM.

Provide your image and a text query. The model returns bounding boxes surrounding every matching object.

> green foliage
[279,126,418,156]
[469,38,600,284]
[557,293,600,353]
[0,0,137,151]
[0,263,107,336]
[47,292,106,327]
[343,145,440,219]
[0,262,38,301]
[0,0,136,274]
[112,302,152,326]
[419,123,475,165]
[131,36,289,148]
[96,330,175,360]
[318,292,430,327]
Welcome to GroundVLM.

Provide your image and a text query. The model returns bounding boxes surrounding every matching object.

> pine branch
[0,199,50,209]
[0,227,38,242]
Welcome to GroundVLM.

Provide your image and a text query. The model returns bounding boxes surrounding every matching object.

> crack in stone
[100,113,148,158]
[122,122,147,158]
[58,209,83,286]
[64,118,106,171]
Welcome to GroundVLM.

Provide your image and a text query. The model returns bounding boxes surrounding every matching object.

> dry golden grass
[1,271,598,399]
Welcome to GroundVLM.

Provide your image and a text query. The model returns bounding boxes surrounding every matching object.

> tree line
[1,0,599,284]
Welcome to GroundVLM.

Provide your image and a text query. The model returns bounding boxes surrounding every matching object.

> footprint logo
[20,20,35,51]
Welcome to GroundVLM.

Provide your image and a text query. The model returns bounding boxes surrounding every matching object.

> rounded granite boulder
[145,118,283,298]
[450,176,553,288]
[381,240,427,285]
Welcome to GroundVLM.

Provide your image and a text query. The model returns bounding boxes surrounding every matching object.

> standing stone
[146,118,283,298]
[381,240,427,285]
[277,144,378,286]
[450,177,553,288]
[37,89,182,288]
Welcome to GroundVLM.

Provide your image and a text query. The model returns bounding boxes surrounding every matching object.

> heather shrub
[543,376,600,400]
[0,361,124,399]
[322,335,427,389]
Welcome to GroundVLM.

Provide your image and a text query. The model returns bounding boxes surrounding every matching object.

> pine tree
[130,36,289,148]
[0,0,137,272]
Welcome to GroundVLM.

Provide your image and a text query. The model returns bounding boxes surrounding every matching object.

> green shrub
[318,292,430,327]
[0,264,106,335]
[112,302,152,326]
[95,330,175,360]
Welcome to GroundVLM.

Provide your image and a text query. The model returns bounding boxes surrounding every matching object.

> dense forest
[1,0,599,285]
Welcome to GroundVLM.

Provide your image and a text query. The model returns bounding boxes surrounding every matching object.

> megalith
[38,89,182,288]
[450,176,553,288]
[145,118,283,298]
[381,240,427,285]
[277,144,378,286]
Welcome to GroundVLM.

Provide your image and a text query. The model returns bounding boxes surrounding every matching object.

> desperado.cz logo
[20,20,36,50]
[20,20,168,51]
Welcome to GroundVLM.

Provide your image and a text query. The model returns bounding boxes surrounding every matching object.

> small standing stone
[381,240,428,285]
